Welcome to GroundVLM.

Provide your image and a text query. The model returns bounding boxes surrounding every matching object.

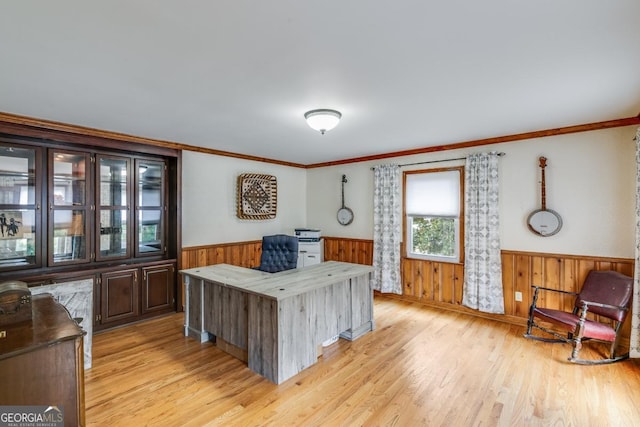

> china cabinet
[0,135,179,331]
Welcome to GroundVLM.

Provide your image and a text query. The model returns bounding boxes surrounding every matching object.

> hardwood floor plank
[85,296,640,426]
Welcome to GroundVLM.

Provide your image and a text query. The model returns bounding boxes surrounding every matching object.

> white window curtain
[631,126,640,358]
[372,164,402,294]
[462,152,504,314]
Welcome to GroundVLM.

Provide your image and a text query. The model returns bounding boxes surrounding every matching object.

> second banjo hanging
[527,156,562,236]
[337,174,354,226]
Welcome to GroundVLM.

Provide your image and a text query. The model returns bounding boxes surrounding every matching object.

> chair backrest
[257,234,299,273]
[576,270,633,322]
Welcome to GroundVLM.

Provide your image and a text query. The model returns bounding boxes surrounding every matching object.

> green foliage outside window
[411,216,455,257]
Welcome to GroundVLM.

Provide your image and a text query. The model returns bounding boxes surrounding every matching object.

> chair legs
[567,332,629,365]
[523,323,571,344]
[568,350,629,365]
[523,287,568,343]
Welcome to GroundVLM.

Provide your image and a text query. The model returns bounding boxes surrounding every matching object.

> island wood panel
[344,273,376,340]
[203,281,248,352]
[249,279,352,383]
[247,296,278,381]
[181,261,374,383]
[320,281,352,339]
[182,263,269,343]
[184,278,206,342]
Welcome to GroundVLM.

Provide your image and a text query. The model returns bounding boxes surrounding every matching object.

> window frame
[403,166,465,264]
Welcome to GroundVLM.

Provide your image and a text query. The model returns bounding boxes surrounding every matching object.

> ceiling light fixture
[304,109,342,135]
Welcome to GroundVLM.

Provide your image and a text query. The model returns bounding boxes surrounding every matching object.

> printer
[294,228,321,242]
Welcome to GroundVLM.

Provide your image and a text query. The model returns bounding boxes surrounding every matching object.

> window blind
[405,170,460,216]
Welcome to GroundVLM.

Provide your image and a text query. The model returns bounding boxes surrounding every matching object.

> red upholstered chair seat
[532,307,617,342]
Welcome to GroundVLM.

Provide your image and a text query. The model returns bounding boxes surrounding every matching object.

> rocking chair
[524,270,633,365]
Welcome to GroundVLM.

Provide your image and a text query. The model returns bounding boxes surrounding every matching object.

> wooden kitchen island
[180,261,374,384]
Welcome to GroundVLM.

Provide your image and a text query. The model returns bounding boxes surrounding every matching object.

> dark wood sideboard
[0,294,86,427]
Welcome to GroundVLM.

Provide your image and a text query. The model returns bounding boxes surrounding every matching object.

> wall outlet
[0,330,6,339]
[514,291,523,302]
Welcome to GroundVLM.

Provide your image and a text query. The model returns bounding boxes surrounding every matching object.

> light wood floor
[85,296,640,426]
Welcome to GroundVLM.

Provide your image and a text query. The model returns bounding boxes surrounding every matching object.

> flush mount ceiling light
[304,109,342,135]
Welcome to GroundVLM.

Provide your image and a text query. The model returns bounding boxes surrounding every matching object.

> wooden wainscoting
[180,238,634,340]
[323,236,374,265]
[179,237,373,272]
[179,240,262,308]
[402,252,635,343]
[181,240,262,270]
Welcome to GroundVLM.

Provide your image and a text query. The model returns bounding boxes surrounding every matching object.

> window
[404,167,463,263]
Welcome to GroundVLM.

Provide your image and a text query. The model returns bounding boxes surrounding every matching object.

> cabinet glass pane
[100,158,128,206]
[0,147,35,205]
[53,153,86,206]
[99,209,128,257]
[0,209,35,266]
[52,210,86,262]
[138,162,162,207]
[138,210,162,254]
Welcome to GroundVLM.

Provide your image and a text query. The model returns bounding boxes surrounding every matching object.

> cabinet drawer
[298,242,322,254]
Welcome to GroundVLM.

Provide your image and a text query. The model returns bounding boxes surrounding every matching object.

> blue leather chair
[255,234,299,273]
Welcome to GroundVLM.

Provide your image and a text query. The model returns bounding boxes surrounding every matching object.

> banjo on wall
[527,156,562,237]
[337,174,354,226]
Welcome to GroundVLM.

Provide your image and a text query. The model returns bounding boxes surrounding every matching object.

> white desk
[181,261,374,384]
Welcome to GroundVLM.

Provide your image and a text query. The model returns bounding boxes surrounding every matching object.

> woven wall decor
[236,173,277,220]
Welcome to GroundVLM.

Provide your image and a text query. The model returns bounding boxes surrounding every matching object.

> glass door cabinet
[136,159,165,257]
[49,150,90,265]
[0,144,39,268]
[0,134,177,332]
[0,140,171,271]
[97,155,131,260]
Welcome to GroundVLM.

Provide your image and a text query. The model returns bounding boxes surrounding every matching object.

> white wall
[182,126,636,258]
[306,126,637,258]
[181,151,307,246]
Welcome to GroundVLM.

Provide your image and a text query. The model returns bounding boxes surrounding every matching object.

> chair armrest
[574,299,630,339]
[530,285,578,296]
[529,286,579,311]
[579,300,629,312]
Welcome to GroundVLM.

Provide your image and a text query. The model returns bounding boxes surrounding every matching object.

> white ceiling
[1,1,639,165]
